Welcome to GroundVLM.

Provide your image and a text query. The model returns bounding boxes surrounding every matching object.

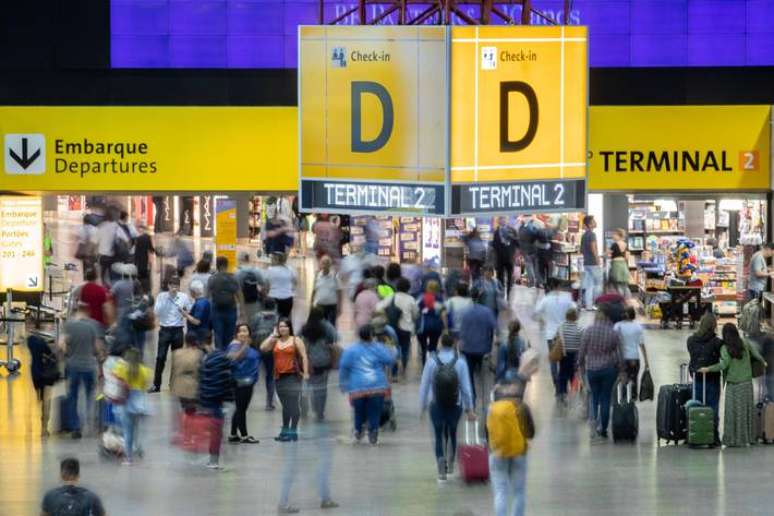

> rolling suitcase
[657,363,692,445]
[754,379,774,443]
[458,420,489,483]
[686,372,715,447]
[612,382,638,443]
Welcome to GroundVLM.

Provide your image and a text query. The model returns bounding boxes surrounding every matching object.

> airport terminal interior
[5,1,774,515]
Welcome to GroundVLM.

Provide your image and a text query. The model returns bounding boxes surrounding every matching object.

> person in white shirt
[150,277,192,392]
[311,255,341,327]
[96,214,119,286]
[445,283,474,337]
[265,252,298,319]
[535,279,576,395]
[76,216,98,281]
[376,277,419,380]
[614,306,648,398]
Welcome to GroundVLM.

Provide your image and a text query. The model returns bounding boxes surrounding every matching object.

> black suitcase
[656,363,692,445]
[612,382,638,443]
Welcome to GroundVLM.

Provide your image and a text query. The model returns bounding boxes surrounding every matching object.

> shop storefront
[589,105,772,323]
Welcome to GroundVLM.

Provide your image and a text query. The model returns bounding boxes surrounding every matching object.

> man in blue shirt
[459,287,497,407]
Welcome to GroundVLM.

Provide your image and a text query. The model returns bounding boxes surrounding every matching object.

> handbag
[548,334,564,363]
[638,368,655,401]
[39,350,62,385]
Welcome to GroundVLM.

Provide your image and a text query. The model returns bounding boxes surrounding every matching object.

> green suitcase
[686,372,715,447]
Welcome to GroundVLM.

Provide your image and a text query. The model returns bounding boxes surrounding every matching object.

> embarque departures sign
[298,25,588,217]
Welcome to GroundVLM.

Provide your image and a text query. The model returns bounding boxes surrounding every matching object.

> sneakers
[320,500,339,510]
[241,436,259,444]
[368,431,378,446]
[352,429,363,443]
[437,458,447,481]
[71,431,82,440]
[147,386,160,394]
[277,505,300,514]
[228,435,241,444]
[206,461,224,470]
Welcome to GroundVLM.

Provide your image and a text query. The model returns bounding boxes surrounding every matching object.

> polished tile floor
[3,221,774,515]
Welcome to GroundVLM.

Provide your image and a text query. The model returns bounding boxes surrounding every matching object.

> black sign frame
[451,178,585,216]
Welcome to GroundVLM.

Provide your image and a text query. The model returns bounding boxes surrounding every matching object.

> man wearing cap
[150,276,192,393]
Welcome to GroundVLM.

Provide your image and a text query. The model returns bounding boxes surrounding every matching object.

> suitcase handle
[679,362,689,384]
[464,419,481,446]
[692,370,707,404]
[618,381,633,404]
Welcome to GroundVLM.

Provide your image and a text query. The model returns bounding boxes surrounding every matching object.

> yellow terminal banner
[0,196,43,292]
[299,26,448,183]
[589,106,771,191]
[450,26,588,184]
[0,106,297,192]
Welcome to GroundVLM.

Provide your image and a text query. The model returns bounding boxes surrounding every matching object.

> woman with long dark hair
[699,323,767,447]
[227,323,260,444]
[260,318,309,441]
[300,307,338,421]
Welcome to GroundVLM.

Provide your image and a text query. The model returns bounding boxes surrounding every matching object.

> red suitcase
[458,420,489,483]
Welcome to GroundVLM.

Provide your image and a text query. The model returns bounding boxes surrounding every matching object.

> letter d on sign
[351,81,394,153]
[500,81,538,152]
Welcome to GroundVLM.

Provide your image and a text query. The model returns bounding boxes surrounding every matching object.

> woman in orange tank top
[260,317,309,442]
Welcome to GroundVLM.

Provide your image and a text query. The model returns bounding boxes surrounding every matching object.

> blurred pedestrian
[75,215,98,281]
[445,282,473,338]
[61,302,104,439]
[197,343,234,470]
[311,255,341,327]
[377,277,418,380]
[96,211,118,286]
[416,280,446,367]
[492,216,518,299]
[459,287,497,407]
[79,267,112,330]
[535,279,576,395]
[312,214,342,261]
[339,324,397,445]
[114,348,152,465]
[208,256,241,349]
[28,333,61,437]
[557,307,583,403]
[236,250,268,323]
[171,333,204,415]
[475,265,506,319]
[462,227,486,281]
[190,259,213,299]
[251,298,279,411]
[41,458,106,516]
[419,334,475,481]
[580,215,602,310]
[266,252,297,320]
[133,222,156,294]
[496,319,525,383]
[300,307,338,421]
[181,280,211,346]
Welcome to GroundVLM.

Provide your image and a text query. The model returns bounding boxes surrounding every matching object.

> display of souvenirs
[674,239,697,278]
[398,217,421,264]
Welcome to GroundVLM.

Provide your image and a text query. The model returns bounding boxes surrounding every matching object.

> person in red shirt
[79,267,112,327]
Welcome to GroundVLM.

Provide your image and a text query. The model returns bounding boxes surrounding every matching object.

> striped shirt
[560,321,582,352]
[578,320,623,372]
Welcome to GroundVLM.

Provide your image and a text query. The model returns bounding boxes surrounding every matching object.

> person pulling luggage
[687,310,723,445]
[419,334,475,481]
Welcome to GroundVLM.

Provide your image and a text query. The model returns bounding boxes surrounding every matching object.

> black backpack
[385,296,402,330]
[241,270,260,304]
[432,353,460,409]
[52,486,90,516]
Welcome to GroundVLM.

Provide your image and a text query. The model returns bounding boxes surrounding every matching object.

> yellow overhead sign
[0,196,43,292]
[589,106,771,191]
[0,107,297,192]
[450,26,588,184]
[299,26,448,183]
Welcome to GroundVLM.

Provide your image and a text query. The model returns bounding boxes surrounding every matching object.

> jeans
[489,455,527,516]
[99,255,113,286]
[211,307,237,350]
[308,371,329,420]
[122,411,141,461]
[231,383,255,437]
[152,326,184,389]
[467,258,484,281]
[393,329,412,377]
[694,374,721,441]
[352,394,385,434]
[66,368,95,432]
[276,374,302,431]
[263,352,276,407]
[279,421,334,508]
[546,339,559,392]
[582,265,603,309]
[429,403,463,461]
[495,260,514,299]
[462,352,485,408]
[418,330,442,367]
[557,351,578,396]
[523,254,538,288]
[587,367,618,434]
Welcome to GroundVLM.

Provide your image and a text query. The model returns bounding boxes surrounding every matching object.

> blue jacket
[459,303,497,355]
[227,342,260,385]
[418,348,474,410]
[339,341,397,395]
